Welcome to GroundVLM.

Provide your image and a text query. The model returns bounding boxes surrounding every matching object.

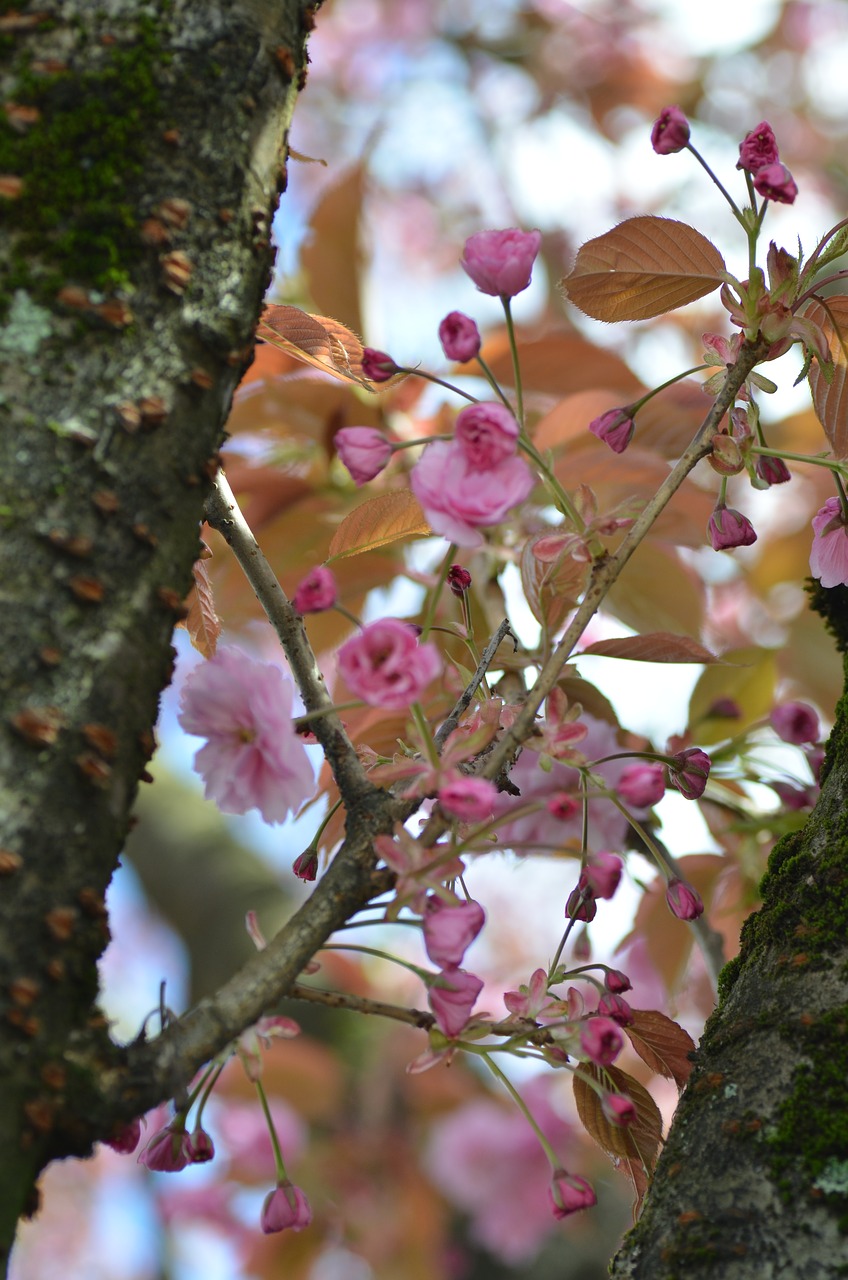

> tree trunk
[0,0,313,1268]
[611,584,848,1277]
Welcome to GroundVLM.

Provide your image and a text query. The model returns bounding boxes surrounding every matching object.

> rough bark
[610,583,848,1278]
[0,0,315,1267]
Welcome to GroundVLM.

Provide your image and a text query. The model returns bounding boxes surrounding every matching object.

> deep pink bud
[772,780,817,811]
[547,792,580,821]
[588,407,635,454]
[604,968,632,994]
[361,347,399,382]
[583,851,623,901]
[548,1169,597,1218]
[707,697,742,719]
[708,506,757,551]
[187,1127,215,1164]
[423,896,486,968]
[105,1118,142,1155]
[447,564,472,596]
[602,1092,636,1127]
[651,105,690,154]
[292,849,318,881]
[753,162,798,205]
[738,121,779,173]
[439,311,481,362]
[756,455,791,486]
[597,992,633,1026]
[335,427,393,486]
[460,227,542,298]
[665,877,704,921]
[138,1122,191,1172]
[669,747,711,800]
[565,879,597,922]
[260,1180,313,1234]
[579,1015,624,1066]
[771,701,819,746]
[428,966,484,1038]
[438,775,498,822]
[293,566,337,614]
[454,401,520,468]
[617,762,665,809]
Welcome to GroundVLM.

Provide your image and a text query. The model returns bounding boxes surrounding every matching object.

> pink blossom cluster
[337,618,441,709]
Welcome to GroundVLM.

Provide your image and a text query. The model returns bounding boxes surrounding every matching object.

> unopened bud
[708,433,744,476]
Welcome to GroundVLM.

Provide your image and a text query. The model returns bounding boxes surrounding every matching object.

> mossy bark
[610,583,848,1278]
[0,0,314,1269]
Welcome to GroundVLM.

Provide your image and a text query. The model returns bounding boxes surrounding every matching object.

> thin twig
[435,619,516,748]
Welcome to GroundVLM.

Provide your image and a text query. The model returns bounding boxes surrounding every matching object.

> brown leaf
[573,1063,663,1215]
[185,553,221,658]
[327,489,431,561]
[625,1009,696,1089]
[605,541,704,637]
[579,632,719,663]
[301,165,364,336]
[479,330,643,397]
[806,297,848,457]
[257,304,382,390]
[562,217,726,322]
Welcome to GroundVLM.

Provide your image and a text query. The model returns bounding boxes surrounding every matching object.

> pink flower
[179,649,315,825]
[548,1169,597,1218]
[579,1016,623,1066]
[139,1122,192,1172]
[771,701,819,745]
[669,747,711,800]
[335,426,393,485]
[438,774,498,822]
[738,121,779,172]
[753,162,798,204]
[708,506,757,550]
[293,566,336,614]
[105,1118,142,1154]
[423,896,486,968]
[651,105,690,154]
[337,618,441,709]
[583,851,623,900]
[260,1180,313,1234]
[602,1093,636,1127]
[439,311,481,362]
[504,968,549,1020]
[411,438,535,548]
[756,455,791,486]
[597,992,633,1026]
[447,564,472,596]
[666,877,704,920]
[428,966,484,1037]
[588,407,635,454]
[361,347,398,382]
[461,227,542,298]
[604,968,632,994]
[810,496,848,587]
[617,762,665,808]
[292,849,318,881]
[186,1126,215,1164]
[546,792,580,821]
[454,401,520,468]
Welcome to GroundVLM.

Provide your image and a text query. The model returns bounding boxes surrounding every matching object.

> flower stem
[481,1052,560,1170]
[685,142,746,226]
[256,1078,288,1182]
[420,544,456,641]
[501,297,525,429]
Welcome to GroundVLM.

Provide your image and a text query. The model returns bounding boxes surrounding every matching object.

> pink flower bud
[771,701,820,745]
[548,1169,597,1218]
[447,564,472,596]
[708,506,757,551]
[772,780,817,811]
[604,968,632,994]
[293,565,337,614]
[547,792,580,821]
[438,311,481,362]
[738,121,779,172]
[335,427,393,486]
[707,697,742,719]
[361,347,399,382]
[454,401,520,468]
[665,877,704,921]
[753,162,798,205]
[602,1092,636,1127]
[292,849,318,881]
[260,1180,313,1234]
[709,433,744,476]
[651,105,690,154]
[756,455,791,486]
[423,896,486,968]
[588,407,635,454]
[810,496,848,588]
[105,1118,142,1155]
[337,618,441,709]
[428,966,484,1038]
[617,762,665,809]
[187,1126,215,1164]
[565,879,597,922]
[460,227,542,298]
[669,747,711,800]
[583,852,623,901]
[138,1122,192,1172]
[597,992,633,1026]
[438,774,498,822]
[579,1015,623,1066]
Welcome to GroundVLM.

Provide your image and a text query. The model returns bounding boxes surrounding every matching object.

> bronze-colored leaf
[257,304,385,390]
[572,1063,663,1215]
[520,535,589,636]
[185,553,221,659]
[625,1009,696,1090]
[327,489,431,561]
[805,297,848,457]
[562,216,725,322]
[580,632,719,663]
